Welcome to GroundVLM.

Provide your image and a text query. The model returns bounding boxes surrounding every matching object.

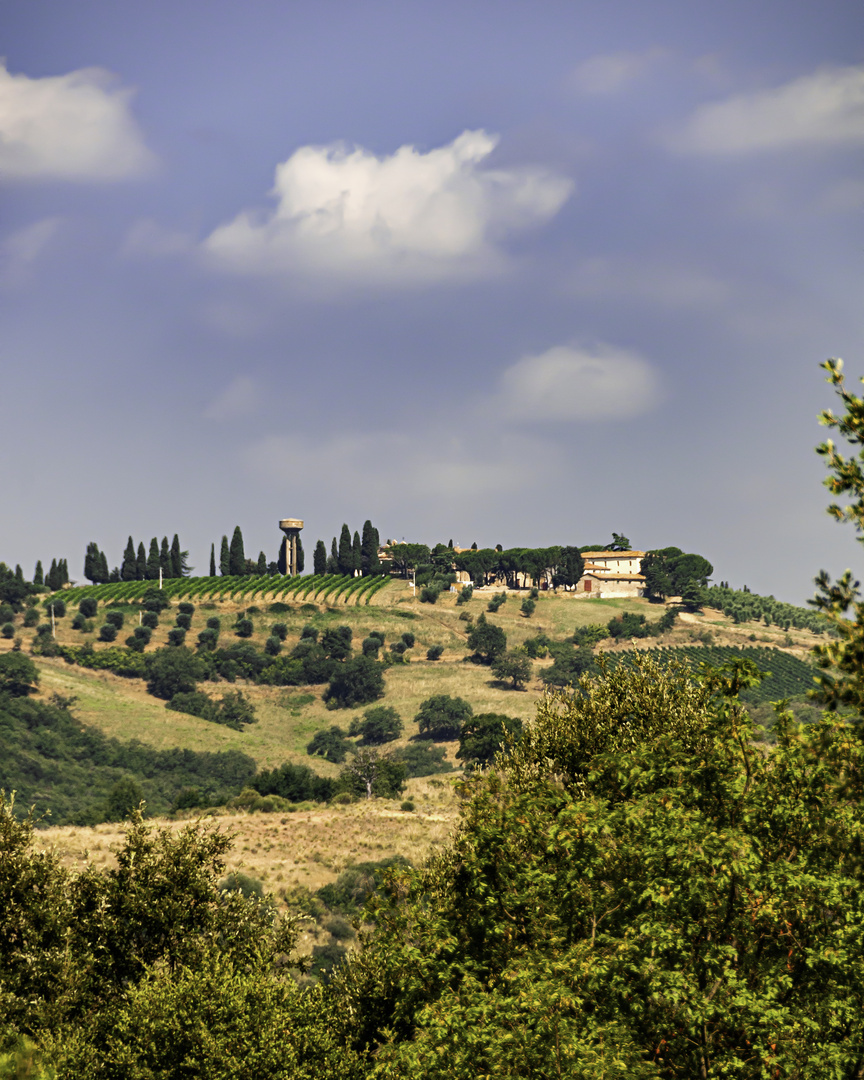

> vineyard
[610,645,817,703]
[51,574,391,607]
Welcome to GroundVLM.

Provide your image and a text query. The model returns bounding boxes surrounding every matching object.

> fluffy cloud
[669,64,864,154]
[204,376,259,420]
[202,130,573,284]
[495,344,661,422]
[0,62,154,181]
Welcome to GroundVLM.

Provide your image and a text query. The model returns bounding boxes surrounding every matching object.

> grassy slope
[4,578,825,917]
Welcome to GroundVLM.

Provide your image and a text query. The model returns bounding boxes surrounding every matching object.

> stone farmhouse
[577,550,646,599]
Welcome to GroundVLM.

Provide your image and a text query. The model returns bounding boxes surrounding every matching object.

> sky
[1,0,862,603]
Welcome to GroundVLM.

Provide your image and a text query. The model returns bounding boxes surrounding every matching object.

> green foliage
[542,643,597,686]
[415,694,473,740]
[426,644,444,661]
[323,656,385,709]
[419,585,440,604]
[0,653,39,697]
[104,610,124,629]
[234,617,253,638]
[78,597,98,618]
[486,591,507,612]
[523,633,550,658]
[457,712,523,770]
[307,726,352,764]
[520,597,535,617]
[252,763,335,803]
[141,610,159,629]
[145,646,203,700]
[98,623,117,642]
[390,742,453,777]
[455,584,473,605]
[491,650,533,689]
[338,748,407,800]
[353,705,403,744]
[466,614,507,664]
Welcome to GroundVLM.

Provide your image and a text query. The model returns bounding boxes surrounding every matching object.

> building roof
[580,550,646,559]
[583,571,646,581]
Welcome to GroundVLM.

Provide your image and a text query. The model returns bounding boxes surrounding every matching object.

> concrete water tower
[279,518,304,576]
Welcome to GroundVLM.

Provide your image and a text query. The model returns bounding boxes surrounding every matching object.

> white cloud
[0,217,61,284]
[495,344,661,422]
[204,376,259,420]
[0,62,154,181]
[669,64,864,154]
[569,256,728,308]
[567,48,667,96]
[202,130,573,285]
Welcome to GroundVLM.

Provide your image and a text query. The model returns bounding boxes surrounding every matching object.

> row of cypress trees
[207,525,299,577]
[313,520,381,577]
[78,535,191,584]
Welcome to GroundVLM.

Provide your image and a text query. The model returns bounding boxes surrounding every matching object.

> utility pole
[50,603,55,638]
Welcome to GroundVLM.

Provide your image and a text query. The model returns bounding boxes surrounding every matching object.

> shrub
[419,586,440,604]
[520,598,536,618]
[134,624,152,642]
[125,635,146,652]
[206,616,221,631]
[175,613,191,630]
[487,592,507,613]
[268,602,290,613]
[491,650,533,690]
[391,742,453,777]
[321,626,352,661]
[234,618,253,638]
[307,726,352,764]
[389,641,407,656]
[362,636,381,657]
[0,604,15,624]
[401,632,415,648]
[542,644,597,686]
[426,644,444,661]
[1,623,14,639]
[141,610,159,630]
[44,598,66,619]
[457,713,523,770]
[523,633,550,659]
[264,635,282,657]
[258,657,303,686]
[196,627,217,651]
[354,705,402,744]
[323,656,385,709]
[98,624,117,642]
[145,646,202,700]
[326,915,355,941]
[467,614,507,664]
[0,652,39,696]
[167,628,187,647]
[219,872,264,900]
[79,597,98,618]
[141,587,170,613]
[178,602,195,616]
[104,610,124,629]
[300,625,318,641]
[456,584,473,606]
[415,694,473,740]
[271,622,288,641]
[215,689,257,730]
[400,800,415,813]
[23,608,39,628]
[167,690,213,719]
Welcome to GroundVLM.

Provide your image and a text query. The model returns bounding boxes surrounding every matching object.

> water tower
[279,518,304,576]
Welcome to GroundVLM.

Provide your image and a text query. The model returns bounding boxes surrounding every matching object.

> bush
[141,610,159,630]
[456,584,473,606]
[362,636,381,657]
[391,742,453,777]
[23,608,39,628]
[0,652,39,696]
[141,587,171,613]
[326,915,356,941]
[134,623,153,643]
[491,650,533,690]
[415,694,473,740]
[178,602,195,616]
[44,598,66,619]
[307,726,352,764]
[145,646,203,700]
[400,800,415,813]
[1,622,14,639]
[523,633,550,658]
[321,626,353,661]
[487,592,507,613]
[300,625,318,641]
[258,657,303,686]
[252,762,335,803]
[323,656,385,709]
[419,586,440,604]
[79,597,98,618]
[0,603,15,624]
[175,613,191,630]
[219,872,264,900]
[426,644,444,661]
[271,622,288,641]
[457,712,523,770]
[167,628,187,647]
[520,598,536,618]
[104,610,124,629]
[215,689,257,730]
[206,616,221,631]
[168,690,214,719]
[572,624,608,647]
[126,635,146,652]
[268,602,290,613]
[264,635,282,657]
[98,624,117,642]
[354,705,402,744]
[467,614,507,664]
[401,632,415,648]
[196,627,217,651]
[542,644,597,686]
[234,618,253,638]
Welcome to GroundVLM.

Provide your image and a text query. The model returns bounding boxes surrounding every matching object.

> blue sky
[1,0,862,601]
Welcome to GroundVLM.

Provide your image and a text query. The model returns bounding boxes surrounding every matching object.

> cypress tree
[170,535,182,578]
[98,551,109,583]
[352,531,362,576]
[313,540,327,576]
[327,538,339,575]
[257,551,267,575]
[60,559,69,585]
[159,537,171,575]
[14,564,23,582]
[121,537,137,581]
[220,535,230,576]
[229,526,246,576]
[47,559,58,591]
[210,544,216,577]
[277,541,287,575]
[361,520,381,576]
[147,538,161,580]
[296,537,305,574]
[338,524,352,575]
[84,542,99,583]
[33,561,43,586]
[136,542,147,581]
